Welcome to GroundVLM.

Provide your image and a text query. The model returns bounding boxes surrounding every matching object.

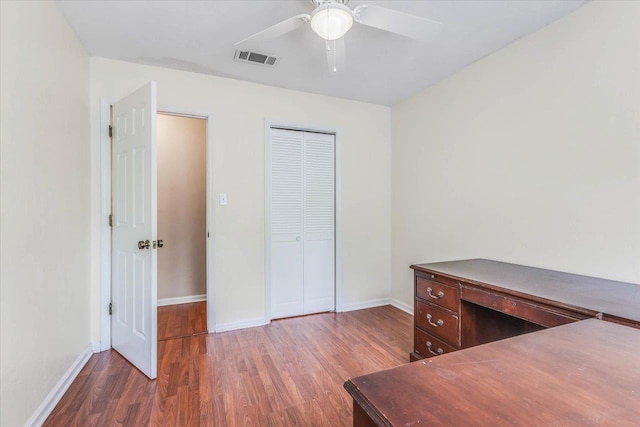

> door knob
[138,240,151,250]
[296,236,301,242]
[157,240,164,248]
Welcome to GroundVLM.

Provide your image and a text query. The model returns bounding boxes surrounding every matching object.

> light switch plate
[219,193,227,206]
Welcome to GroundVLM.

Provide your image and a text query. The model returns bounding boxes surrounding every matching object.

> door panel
[302,237,334,314]
[111,82,157,379]
[270,129,304,319]
[303,132,335,314]
[270,235,303,318]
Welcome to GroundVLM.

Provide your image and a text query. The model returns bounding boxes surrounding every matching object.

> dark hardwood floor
[158,301,208,341]
[44,305,412,426]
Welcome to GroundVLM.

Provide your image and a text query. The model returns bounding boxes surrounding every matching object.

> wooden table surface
[411,259,640,324]
[345,319,640,426]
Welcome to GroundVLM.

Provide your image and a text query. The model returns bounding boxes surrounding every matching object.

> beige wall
[89,57,392,339]
[391,0,640,307]
[0,1,91,425]
[157,114,207,300]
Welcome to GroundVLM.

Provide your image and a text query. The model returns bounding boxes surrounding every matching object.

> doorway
[156,113,208,340]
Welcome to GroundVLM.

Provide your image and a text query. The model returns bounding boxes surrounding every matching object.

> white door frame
[100,98,215,350]
[264,120,343,322]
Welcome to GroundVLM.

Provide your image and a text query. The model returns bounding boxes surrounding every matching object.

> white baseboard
[158,294,206,307]
[215,318,269,333]
[26,343,97,427]
[339,298,414,315]
[340,298,391,312]
[389,298,414,315]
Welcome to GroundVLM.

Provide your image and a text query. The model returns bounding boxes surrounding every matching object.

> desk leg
[353,399,378,427]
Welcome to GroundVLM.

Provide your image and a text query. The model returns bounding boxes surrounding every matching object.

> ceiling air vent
[234,50,279,67]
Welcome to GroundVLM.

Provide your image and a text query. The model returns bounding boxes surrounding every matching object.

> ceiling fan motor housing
[310,2,354,40]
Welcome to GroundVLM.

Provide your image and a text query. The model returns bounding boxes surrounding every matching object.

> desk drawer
[414,328,457,359]
[416,301,460,347]
[416,276,459,312]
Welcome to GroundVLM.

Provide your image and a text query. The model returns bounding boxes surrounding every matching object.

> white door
[269,128,335,319]
[270,129,304,319]
[302,132,335,314]
[111,82,158,379]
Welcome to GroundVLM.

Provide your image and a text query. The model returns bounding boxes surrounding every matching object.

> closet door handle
[296,236,301,242]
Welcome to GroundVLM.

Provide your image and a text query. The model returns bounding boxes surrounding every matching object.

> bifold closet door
[269,128,335,319]
[270,129,304,319]
[302,132,335,314]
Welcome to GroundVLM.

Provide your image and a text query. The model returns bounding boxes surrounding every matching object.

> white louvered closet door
[270,129,304,319]
[269,128,335,319]
[302,132,335,314]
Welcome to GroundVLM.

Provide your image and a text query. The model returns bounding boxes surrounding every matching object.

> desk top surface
[345,319,640,426]
[411,259,640,324]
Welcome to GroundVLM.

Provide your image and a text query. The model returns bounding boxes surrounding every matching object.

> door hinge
[108,125,113,138]
[109,302,113,315]
[108,214,113,227]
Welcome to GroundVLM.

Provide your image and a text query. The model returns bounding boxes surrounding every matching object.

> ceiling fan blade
[235,14,311,47]
[326,38,346,73]
[353,5,442,43]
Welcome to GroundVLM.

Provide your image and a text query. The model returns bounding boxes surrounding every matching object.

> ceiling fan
[235,0,442,73]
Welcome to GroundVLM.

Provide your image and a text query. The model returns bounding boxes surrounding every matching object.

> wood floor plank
[44,305,412,426]
[158,301,208,341]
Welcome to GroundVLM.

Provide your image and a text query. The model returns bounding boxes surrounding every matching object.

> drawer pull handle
[426,341,444,356]
[426,314,444,327]
[426,287,444,299]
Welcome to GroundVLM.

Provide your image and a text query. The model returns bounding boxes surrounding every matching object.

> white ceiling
[55,0,585,106]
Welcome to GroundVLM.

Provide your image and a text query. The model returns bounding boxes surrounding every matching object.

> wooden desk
[410,259,640,361]
[345,259,640,425]
[345,319,640,426]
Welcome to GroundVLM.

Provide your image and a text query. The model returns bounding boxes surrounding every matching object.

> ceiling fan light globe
[310,3,353,41]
